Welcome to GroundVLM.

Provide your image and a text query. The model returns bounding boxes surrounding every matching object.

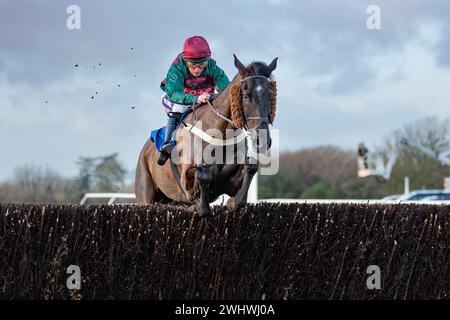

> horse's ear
[267,57,278,74]
[233,54,246,75]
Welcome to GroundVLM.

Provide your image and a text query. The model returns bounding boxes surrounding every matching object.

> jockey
[158,35,230,165]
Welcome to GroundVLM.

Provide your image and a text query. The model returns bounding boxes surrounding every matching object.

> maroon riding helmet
[182,36,211,63]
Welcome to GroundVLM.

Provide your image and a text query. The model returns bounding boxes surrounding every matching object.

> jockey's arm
[164,65,198,105]
[209,60,230,90]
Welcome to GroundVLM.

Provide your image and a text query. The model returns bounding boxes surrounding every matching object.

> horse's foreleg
[192,164,212,217]
[227,160,258,212]
[135,148,156,204]
[180,164,194,202]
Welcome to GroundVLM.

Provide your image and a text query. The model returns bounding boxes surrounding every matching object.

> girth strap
[170,157,182,191]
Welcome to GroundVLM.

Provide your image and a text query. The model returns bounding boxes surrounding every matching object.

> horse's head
[230,54,277,154]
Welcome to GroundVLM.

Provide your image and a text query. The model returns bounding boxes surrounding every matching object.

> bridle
[239,75,270,130]
[204,75,270,130]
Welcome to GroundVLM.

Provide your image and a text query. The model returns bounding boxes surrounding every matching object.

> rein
[206,99,236,128]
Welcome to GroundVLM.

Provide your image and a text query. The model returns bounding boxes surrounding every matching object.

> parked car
[420,193,450,201]
[395,189,450,201]
[381,194,402,201]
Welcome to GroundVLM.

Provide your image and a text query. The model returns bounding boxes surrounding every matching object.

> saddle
[149,109,193,152]
[150,94,224,150]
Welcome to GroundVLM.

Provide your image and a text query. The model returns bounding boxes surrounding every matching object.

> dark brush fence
[0,202,448,300]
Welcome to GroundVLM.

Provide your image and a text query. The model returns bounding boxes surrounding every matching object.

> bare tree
[260,145,359,198]
[371,116,450,193]
[75,153,127,193]
[0,165,73,203]
[402,116,450,157]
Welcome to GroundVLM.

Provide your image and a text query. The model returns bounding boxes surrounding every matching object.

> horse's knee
[196,164,213,185]
[246,163,259,175]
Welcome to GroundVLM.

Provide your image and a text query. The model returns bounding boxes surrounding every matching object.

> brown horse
[135,54,277,216]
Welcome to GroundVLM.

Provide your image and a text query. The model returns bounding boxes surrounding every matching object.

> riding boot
[158,114,178,165]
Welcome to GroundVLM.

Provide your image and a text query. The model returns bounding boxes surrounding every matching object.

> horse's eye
[242,93,249,100]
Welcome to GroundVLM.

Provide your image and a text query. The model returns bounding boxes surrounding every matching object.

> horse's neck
[210,87,232,131]
[193,76,239,133]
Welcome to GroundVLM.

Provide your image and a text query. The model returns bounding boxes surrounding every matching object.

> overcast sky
[1,0,450,182]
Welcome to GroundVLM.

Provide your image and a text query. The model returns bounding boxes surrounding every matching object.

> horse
[135,54,277,217]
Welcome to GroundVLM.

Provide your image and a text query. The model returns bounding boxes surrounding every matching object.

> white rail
[80,193,136,205]
[259,198,450,205]
[80,194,450,206]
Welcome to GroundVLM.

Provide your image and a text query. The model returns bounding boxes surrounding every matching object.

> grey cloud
[315,62,376,96]
[2,0,449,86]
